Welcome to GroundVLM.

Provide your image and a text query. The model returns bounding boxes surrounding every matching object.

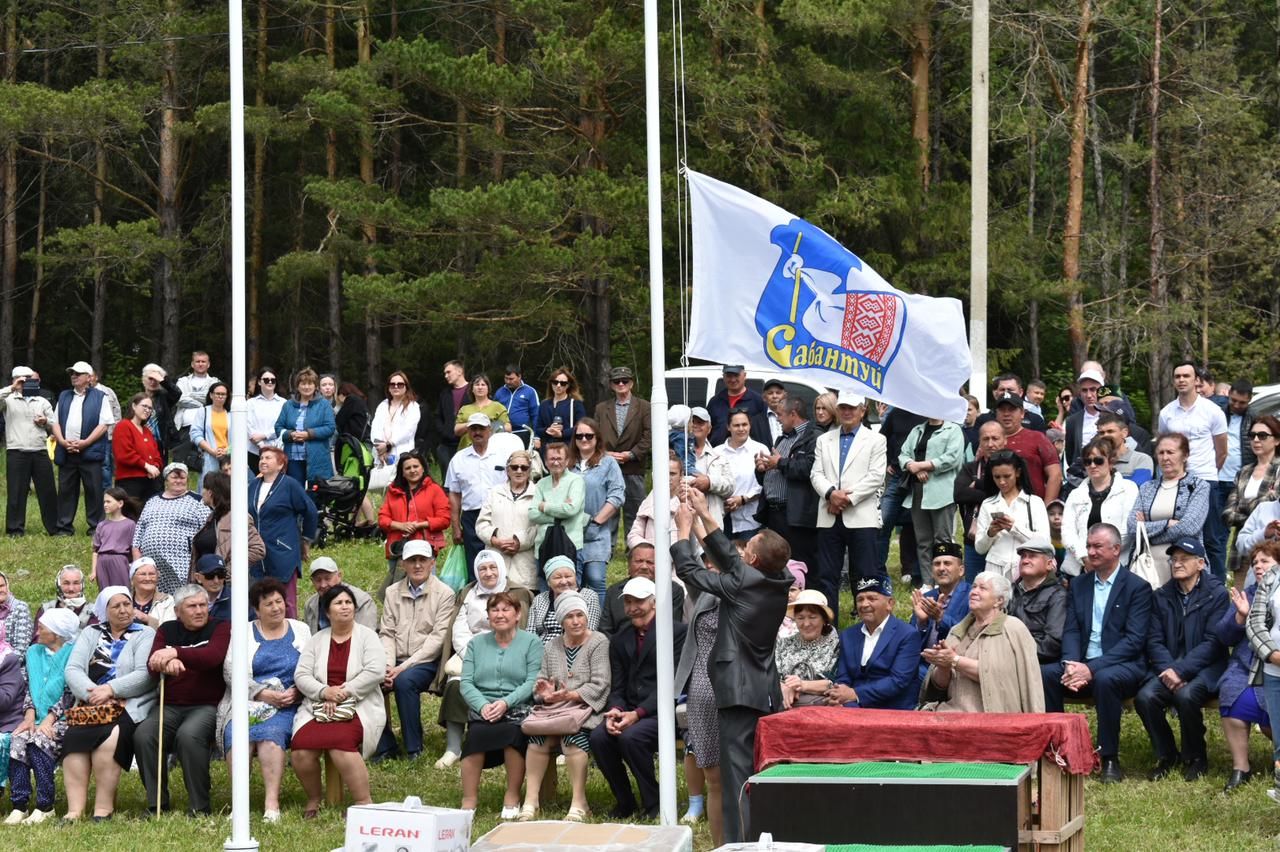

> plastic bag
[438,544,469,593]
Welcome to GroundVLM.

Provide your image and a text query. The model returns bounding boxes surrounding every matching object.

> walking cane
[156,673,166,819]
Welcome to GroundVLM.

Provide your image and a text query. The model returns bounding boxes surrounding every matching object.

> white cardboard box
[343,797,473,852]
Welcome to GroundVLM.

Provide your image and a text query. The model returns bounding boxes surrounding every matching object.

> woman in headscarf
[0,570,32,660]
[430,550,532,769]
[129,557,176,628]
[62,587,158,820]
[527,556,602,644]
[5,609,79,824]
[31,564,92,637]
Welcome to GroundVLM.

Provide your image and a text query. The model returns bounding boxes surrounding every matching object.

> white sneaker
[22,809,53,825]
[900,574,912,586]
[680,809,703,824]
[555,754,566,767]
[434,751,460,769]
[500,805,520,821]
[263,809,281,823]
[3,809,27,825]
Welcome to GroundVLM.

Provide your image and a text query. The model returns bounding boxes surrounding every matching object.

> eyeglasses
[1249,432,1275,441]
[259,377,276,384]
[1058,395,1071,403]
[1083,456,1108,467]
[550,379,569,386]
[388,381,406,388]
[574,433,596,440]
[507,464,530,471]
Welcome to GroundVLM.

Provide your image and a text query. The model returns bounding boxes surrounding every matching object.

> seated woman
[919,571,1045,713]
[527,556,602,643]
[1215,541,1280,792]
[520,592,610,823]
[290,584,386,818]
[0,570,33,659]
[62,587,158,820]
[215,578,310,822]
[129,557,175,628]
[5,609,79,824]
[459,592,542,817]
[431,550,533,769]
[775,590,840,709]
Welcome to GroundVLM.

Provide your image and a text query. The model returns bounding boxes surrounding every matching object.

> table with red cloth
[755,707,1097,776]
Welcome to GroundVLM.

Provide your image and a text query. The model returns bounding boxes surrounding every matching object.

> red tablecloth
[755,707,1098,776]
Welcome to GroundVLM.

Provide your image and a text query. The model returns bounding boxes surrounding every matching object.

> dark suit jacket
[431,386,471,453]
[600,578,685,636]
[755,422,818,529]
[606,617,687,717]
[832,615,921,710]
[1059,565,1152,676]
[708,387,766,446]
[749,410,778,449]
[594,396,652,476]
[1147,572,1229,682]
[673,529,793,713]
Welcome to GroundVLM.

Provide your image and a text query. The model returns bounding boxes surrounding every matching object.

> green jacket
[529,469,587,550]
[898,420,964,510]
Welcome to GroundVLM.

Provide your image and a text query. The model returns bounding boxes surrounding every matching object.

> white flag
[686,169,972,422]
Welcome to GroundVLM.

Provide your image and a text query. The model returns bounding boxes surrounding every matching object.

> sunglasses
[507,464,530,471]
[388,381,406,388]
[551,379,569,386]
[259,377,276,384]
[1083,456,1108,467]
[574,433,596,440]
[611,378,632,385]
[1249,432,1275,441]
[1058,395,1071,403]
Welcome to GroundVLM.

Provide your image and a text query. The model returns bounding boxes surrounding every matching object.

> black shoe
[642,806,661,821]
[606,804,636,820]
[1101,757,1126,783]
[1183,758,1208,782]
[1145,758,1176,781]
[1223,769,1253,792]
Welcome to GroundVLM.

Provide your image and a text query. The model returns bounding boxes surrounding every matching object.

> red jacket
[113,420,163,481]
[379,477,450,557]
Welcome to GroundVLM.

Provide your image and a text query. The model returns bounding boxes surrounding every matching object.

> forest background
[0,0,1278,429]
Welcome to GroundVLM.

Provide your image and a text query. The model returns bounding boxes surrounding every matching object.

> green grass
[1,473,1279,850]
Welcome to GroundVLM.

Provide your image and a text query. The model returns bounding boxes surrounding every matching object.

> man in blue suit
[827,575,921,710]
[1042,522,1153,783]
[910,542,971,681]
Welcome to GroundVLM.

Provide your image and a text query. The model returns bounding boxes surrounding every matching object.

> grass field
[0,470,1278,850]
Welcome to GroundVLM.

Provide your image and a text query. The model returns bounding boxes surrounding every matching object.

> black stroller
[309,434,376,547]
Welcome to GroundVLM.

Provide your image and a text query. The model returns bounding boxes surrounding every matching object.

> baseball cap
[690,406,711,423]
[1077,368,1105,386]
[402,540,434,560]
[762,379,785,391]
[466,412,491,428]
[621,576,657,600]
[11,366,33,379]
[309,556,340,576]
[193,554,227,577]
[1016,536,1056,557]
[836,390,865,408]
[721,364,744,375]
[66,360,93,375]
[993,390,1024,408]
[1166,537,1206,559]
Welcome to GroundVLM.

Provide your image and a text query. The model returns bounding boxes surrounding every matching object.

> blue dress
[223,624,302,749]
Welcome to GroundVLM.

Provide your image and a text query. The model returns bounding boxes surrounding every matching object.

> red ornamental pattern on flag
[843,293,899,365]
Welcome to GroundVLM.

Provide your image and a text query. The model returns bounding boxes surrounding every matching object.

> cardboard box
[471,821,692,852]
[343,797,472,852]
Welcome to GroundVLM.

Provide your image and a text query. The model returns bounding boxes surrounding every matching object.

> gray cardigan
[537,630,611,730]
[65,624,158,723]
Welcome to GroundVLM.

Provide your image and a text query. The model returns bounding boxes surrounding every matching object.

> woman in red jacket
[112,393,164,501]
[377,449,450,601]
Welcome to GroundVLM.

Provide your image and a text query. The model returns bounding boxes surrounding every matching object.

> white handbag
[1129,521,1161,589]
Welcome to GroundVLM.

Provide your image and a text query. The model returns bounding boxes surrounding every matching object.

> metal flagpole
[643,0,677,827]
[225,0,257,847]
[969,0,989,408]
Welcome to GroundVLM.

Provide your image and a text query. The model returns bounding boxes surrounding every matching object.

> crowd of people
[1,353,1280,844]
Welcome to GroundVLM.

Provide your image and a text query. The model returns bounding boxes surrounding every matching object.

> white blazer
[1060,475,1139,577]
[810,426,887,529]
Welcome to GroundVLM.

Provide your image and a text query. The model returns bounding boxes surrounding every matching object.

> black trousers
[589,715,660,814]
[763,507,818,574]
[719,705,767,844]
[56,456,105,534]
[1042,659,1145,758]
[6,449,58,535]
[1135,669,1218,762]
[816,518,878,625]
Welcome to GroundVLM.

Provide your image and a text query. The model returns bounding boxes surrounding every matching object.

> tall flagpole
[969,0,989,407]
[643,0,677,827]
[225,0,256,848]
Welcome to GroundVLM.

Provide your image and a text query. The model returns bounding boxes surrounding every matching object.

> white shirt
[64,388,114,442]
[1080,408,1100,447]
[1221,413,1245,482]
[860,618,888,666]
[246,394,286,452]
[175,373,221,429]
[445,443,507,510]
[1158,396,1227,479]
[715,438,768,534]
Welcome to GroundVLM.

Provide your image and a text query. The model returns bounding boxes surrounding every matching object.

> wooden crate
[1018,756,1085,852]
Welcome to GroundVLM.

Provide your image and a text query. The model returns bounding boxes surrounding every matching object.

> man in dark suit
[827,574,922,710]
[430,359,471,474]
[599,543,685,635]
[674,487,794,843]
[755,395,819,571]
[707,365,766,446]
[594,366,652,527]
[589,576,687,820]
[1042,522,1153,783]
[748,379,786,448]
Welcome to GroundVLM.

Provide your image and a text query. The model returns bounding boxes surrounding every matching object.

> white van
[664,363,882,428]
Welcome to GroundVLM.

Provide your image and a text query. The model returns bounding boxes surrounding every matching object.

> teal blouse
[460,628,543,712]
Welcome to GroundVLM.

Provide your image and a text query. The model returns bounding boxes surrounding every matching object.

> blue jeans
[579,559,608,610]
[876,476,910,567]
[963,541,986,582]
[1204,481,1230,581]
[377,661,439,757]
[1264,673,1280,765]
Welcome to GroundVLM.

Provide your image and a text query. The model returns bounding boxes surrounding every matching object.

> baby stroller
[309,434,375,547]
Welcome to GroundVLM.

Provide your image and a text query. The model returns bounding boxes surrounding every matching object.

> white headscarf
[94,586,132,625]
[474,549,509,595]
[39,608,80,641]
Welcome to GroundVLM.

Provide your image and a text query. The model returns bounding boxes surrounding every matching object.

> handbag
[438,545,469,593]
[310,696,358,722]
[67,701,124,727]
[520,700,593,736]
[1130,520,1161,589]
[368,462,395,494]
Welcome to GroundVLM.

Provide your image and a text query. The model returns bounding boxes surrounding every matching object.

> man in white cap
[375,540,457,761]
[51,360,116,535]
[1063,367,1106,467]
[303,556,378,634]
[589,575,687,820]
[0,366,58,535]
[809,390,887,623]
[445,412,506,573]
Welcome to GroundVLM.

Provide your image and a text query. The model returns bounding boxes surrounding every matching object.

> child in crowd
[668,404,697,475]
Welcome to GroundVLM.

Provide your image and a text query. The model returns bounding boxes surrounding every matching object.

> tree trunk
[0,0,18,376]
[1147,1,1170,423]
[1027,128,1039,379]
[358,1,380,387]
[1060,0,1092,373]
[249,0,269,372]
[29,57,49,359]
[325,0,343,373]
[908,4,932,192]
[92,2,108,370]
[156,0,182,371]
[492,6,507,180]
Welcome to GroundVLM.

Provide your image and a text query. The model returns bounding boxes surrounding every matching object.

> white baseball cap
[836,390,865,408]
[1077,368,1105,386]
[309,556,340,576]
[402,540,434,560]
[466,412,492,428]
[66,360,93,375]
[622,576,657,600]
[10,366,33,379]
